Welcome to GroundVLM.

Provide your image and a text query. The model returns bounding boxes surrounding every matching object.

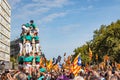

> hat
[39,68,46,73]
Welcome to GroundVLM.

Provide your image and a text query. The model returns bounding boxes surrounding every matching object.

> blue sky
[8,0,120,59]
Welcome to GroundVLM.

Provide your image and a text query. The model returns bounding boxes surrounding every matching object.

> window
[0,16,3,25]
[0,7,1,13]
[1,27,3,33]
[8,9,11,16]
[0,52,5,59]
[0,42,1,49]
[2,1,6,10]
[1,34,3,41]
[0,24,1,32]
[0,25,3,33]
[1,43,3,50]
[0,15,2,23]
[0,33,1,40]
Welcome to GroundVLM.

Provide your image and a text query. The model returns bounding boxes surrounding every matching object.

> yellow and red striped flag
[40,57,45,67]
[89,48,92,60]
[47,59,53,71]
[72,54,81,76]
[53,64,59,71]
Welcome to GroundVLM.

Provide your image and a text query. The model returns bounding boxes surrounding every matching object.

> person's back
[25,33,32,42]
[18,55,24,65]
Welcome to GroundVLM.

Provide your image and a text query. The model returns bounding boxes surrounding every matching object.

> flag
[66,56,71,65]
[58,62,62,68]
[53,64,59,71]
[52,57,57,65]
[72,54,81,76]
[40,58,43,66]
[47,59,53,71]
[77,57,81,66]
[64,53,66,56]
[89,48,92,60]
[40,57,45,67]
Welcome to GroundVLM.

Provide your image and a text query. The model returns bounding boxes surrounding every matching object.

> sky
[8,0,120,59]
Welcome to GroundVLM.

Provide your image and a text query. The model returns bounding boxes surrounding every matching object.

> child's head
[30,51,33,55]
[35,52,38,56]
[30,20,34,24]
[25,53,29,57]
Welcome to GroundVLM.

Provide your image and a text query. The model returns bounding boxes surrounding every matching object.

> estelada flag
[89,48,92,60]
[73,54,81,76]
[47,59,53,70]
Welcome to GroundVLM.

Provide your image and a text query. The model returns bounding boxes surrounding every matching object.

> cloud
[8,0,21,9]
[63,5,93,15]
[58,24,81,33]
[41,12,67,23]
[11,0,72,21]
[10,0,72,39]
[87,0,99,2]
[14,7,50,19]
[80,5,93,10]
[32,0,70,8]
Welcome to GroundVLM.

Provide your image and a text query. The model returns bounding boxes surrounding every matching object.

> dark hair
[69,73,74,79]
[30,20,34,23]
[26,32,30,35]
[25,53,29,57]
[35,52,38,55]
[5,69,9,73]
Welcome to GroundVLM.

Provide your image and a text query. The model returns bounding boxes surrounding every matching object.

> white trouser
[36,43,40,52]
[19,43,23,54]
[30,46,32,53]
[22,25,29,31]
[36,64,40,69]
[24,64,31,73]
[25,43,32,54]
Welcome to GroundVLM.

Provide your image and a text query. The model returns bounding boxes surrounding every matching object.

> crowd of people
[0,60,120,80]
[0,20,120,80]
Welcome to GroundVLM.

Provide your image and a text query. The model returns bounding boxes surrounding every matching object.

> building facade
[0,0,11,62]
[10,38,19,56]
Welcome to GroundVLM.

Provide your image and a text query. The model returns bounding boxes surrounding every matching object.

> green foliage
[73,44,90,64]
[73,20,120,63]
[10,57,16,63]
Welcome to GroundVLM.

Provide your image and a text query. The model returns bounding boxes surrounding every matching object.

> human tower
[18,20,41,75]
[17,20,81,77]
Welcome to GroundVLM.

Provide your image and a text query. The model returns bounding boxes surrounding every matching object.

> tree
[73,20,120,63]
